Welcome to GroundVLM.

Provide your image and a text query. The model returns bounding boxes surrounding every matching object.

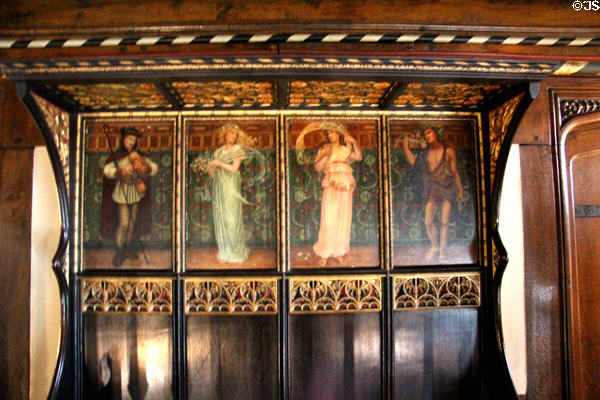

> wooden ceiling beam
[378,82,406,110]
[155,82,183,110]
[276,79,289,110]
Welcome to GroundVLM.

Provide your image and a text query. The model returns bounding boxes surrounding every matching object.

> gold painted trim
[476,113,487,266]
[289,275,382,314]
[3,61,552,77]
[185,277,279,315]
[176,113,183,274]
[81,277,173,314]
[393,272,480,310]
[382,115,391,270]
[75,115,83,274]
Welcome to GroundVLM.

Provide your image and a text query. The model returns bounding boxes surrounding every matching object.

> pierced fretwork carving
[81,278,172,314]
[393,273,480,310]
[290,276,382,313]
[185,278,278,314]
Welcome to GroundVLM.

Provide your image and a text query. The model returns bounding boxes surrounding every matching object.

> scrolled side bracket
[18,82,71,400]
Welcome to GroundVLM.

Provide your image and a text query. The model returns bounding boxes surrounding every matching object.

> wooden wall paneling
[289,313,381,400]
[83,314,174,399]
[393,309,480,400]
[519,144,564,400]
[514,77,600,146]
[186,315,279,400]
[0,148,33,400]
[560,114,600,400]
[19,85,72,400]
[0,78,43,148]
[2,0,600,33]
[488,88,533,400]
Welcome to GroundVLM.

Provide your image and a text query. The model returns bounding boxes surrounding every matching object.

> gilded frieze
[289,276,382,313]
[394,83,502,109]
[393,273,480,309]
[81,278,172,313]
[171,81,274,107]
[185,278,278,314]
[53,83,171,110]
[289,81,390,107]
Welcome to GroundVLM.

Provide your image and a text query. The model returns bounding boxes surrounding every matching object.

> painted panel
[185,117,278,270]
[388,116,480,266]
[82,119,175,270]
[287,117,381,269]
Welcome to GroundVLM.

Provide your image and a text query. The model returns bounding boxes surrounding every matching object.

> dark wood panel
[563,119,600,400]
[514,77,600,146]
[2,0,600,33]
[0,79,43,148]
[0,148,32,400]
[519,145,564,400]
[393,309,480,400]
[83,314,173,400]
[186,315,279,400]
[290,313,381,400]
[571,216,600,399]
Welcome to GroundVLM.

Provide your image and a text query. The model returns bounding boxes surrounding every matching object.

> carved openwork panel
[393,273,480,310]
[185,278,278,314]
[81,278,172,313]
[289,276,382,313]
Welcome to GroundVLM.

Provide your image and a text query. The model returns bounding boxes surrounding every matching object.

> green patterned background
[81,147,476,249]
[289,149,380,247]
[83,151,173,249]
[390,149,477,245]
[186,149,277,247]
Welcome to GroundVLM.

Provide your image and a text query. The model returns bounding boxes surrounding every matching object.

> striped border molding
[393,273,480,310]
[185,278,278,315]
[81,278,172,314]
[0,56,558,77]
[1,33,600,49]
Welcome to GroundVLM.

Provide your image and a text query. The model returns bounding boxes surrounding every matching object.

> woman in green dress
[206,123,254,263]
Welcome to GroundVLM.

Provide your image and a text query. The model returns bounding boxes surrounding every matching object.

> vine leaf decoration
[488,93,524,185]
[560,99,600,126]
